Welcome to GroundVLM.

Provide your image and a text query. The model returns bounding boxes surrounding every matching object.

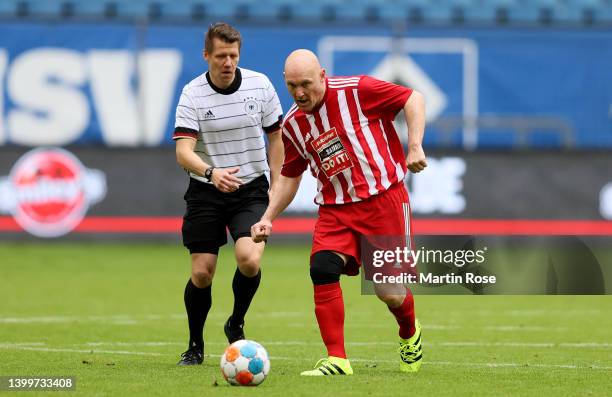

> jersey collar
[206,68,242,95]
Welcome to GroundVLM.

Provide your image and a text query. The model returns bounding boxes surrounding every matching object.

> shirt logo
[204,109,215,119]
[310,128,354,178]
[244,98,260,115]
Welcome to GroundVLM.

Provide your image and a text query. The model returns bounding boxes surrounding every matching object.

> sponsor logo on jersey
[310,128,354,178]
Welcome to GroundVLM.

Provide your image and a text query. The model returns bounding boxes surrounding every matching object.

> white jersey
[173,68,283,184]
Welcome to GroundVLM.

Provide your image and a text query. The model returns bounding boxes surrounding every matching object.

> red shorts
[311,182,413,276]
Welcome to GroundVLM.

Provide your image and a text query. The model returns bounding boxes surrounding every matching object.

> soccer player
[173,23,283,365]
[252,49,426,375]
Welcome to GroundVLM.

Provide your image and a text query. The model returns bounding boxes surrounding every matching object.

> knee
[191,259,215,287]
[376,293,404,307]
[191,270,213,287]
[310,251,344,285]
[236,253,260,277]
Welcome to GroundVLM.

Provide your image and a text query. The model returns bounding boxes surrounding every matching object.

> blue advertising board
[0,22,610,148]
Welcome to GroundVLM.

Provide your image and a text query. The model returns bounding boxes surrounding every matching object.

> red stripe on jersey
[323,88,370,201]
[309,105,353,204]
[343,88,385,192]
[368,117,403,186]
[379,119,408,177]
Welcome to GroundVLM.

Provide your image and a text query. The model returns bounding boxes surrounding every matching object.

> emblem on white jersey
[244,98,260,115]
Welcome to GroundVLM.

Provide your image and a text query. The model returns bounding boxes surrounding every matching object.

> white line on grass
[0,312,307,324]
[206,354,612,371]
[78,340,612,349]
[0,344,162,356]
[1,343,608,370]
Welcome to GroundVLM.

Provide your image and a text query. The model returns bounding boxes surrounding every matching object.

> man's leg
[311,251,346,358]
[178,252,217,365]
[300,251,353,376]
[374,283,416,339]
[224,237,265,343]
[374,283,422,372]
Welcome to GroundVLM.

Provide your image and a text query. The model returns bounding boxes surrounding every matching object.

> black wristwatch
[204,166,215,182]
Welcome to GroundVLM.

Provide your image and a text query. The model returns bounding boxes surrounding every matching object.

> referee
[173,23,283,366]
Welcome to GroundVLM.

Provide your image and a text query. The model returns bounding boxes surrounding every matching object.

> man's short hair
[205,22,241,54]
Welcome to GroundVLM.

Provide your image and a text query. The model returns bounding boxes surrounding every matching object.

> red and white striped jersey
[281,75,412,205]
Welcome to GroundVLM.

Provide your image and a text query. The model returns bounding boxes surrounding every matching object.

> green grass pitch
[0,243,610,396]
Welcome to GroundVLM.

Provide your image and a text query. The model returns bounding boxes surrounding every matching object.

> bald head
[284,49,321,75]
[284,49,326,112]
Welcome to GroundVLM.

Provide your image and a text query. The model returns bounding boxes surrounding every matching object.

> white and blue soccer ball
[220,339,270,386]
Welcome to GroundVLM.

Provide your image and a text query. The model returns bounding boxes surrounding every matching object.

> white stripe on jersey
[352,89,391,189]
[403,202,412,252]
[288,118,308,155]
[288,117,326,199]
[336,90,379,195]
[316,105,358,203]
[379,119,405,180]
[328,77,360,88]
[328,77,360,83]
[328,83,360,88]
[174,68,283,184]
[306,114,340,204]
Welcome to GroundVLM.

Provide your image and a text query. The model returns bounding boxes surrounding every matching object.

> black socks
[231,268,261,325]
[183,279,211,351]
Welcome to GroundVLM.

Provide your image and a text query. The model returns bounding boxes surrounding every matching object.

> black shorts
[181,175,269,255]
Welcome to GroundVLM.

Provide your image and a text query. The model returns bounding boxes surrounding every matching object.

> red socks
[387,291,416,339]
[313,282,346,358]
[313,283,415,357]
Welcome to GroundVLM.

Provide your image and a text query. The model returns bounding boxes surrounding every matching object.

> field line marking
[0,344,162,356]
[4,340,612,350]
[1,343,608,370]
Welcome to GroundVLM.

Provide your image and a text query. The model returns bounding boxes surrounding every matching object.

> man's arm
[404,90,427,173]
[176,137,206,176]
[251,174,302,242]
[175,138,243,192]
[266,129,284,193]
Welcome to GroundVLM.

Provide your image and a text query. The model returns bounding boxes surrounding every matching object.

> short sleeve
[262,76,284,133]
[357,76,413,120]
[280,128,308,177]
[173,88,199,140]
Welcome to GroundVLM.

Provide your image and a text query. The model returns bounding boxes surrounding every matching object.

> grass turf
[0,243,610,396]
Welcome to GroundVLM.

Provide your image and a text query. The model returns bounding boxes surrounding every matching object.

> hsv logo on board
[0,148,106,237]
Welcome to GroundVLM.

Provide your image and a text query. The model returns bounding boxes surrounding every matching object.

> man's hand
[251,218,272,243]
[406,145,427,173]
[212,167,243,193]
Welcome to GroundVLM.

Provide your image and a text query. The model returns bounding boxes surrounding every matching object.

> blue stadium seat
[156,0,239,20]
[462,0,516,23]
[4,0,612,25]
[564,0,602,24]
[0,0,19,17]
[242,0,284,21]
[598,0,612,23]
[506,0,558,24]
[20,0,64,17]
